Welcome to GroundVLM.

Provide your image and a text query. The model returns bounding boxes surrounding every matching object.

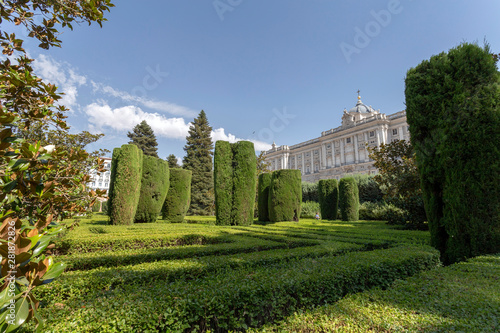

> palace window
[369,131,375,137]
[306,166,310,173]
[393,129,398,136]
[346,137,351,144]
[327,144,331,149]
[314,150,318,155]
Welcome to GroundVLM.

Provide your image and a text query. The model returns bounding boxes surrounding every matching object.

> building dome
[349,95,375,114]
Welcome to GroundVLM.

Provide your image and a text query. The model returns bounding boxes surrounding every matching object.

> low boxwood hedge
[29,245,439,332]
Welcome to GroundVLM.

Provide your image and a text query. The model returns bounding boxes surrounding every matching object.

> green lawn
[23,214,498,332]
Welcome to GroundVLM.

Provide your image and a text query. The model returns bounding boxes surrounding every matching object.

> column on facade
[340,139,345,166]
[354,135,359,163]
[310,150,314,173]
[376,129,381,146]
[363,132,369,162]
[321,143,327,169]
[399,126,404,140]
[301,152,305,174]
[382,126,388,144]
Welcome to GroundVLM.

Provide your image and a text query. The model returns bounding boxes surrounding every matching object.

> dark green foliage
[268,170,302,222]
[318,179,339,220]
[302,182,319,202]
[405,42,500,264]
[351,174,383,203]
[231,141,257,225]
[300,201,320,219]
[214,141,257,225]
[166,154,180,168]
[108,144,143,225]
[339,177,359,221]
[135,156,170,223]
[258,173,272,221]
[214,141,233,225]
[162,169,192,223]
[183,110,214,215]
[127,120,159,157]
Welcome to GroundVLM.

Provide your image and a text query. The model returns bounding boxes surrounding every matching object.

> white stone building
[88,157,112,192]
[263,94,409,182]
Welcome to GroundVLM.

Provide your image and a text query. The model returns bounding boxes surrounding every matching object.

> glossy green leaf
[41,262,65,281]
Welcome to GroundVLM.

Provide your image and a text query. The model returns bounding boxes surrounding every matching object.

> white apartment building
[263,94,409,182]
[88,157,112,192]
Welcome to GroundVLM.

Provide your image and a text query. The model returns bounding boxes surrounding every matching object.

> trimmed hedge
[257,173,272,221]
[231,141,257,225]
[339,177,359,221]
[108,144,143,225]
[214,140,257,225]
[268,170,302,222]
[32,245,439,332]
[162,168,192,223]
[135,155,170,223]
[405,43,500,264]
[302,182,319,202]
[254,254,500,333]
[318,179,339,220]
[214,141,233,225]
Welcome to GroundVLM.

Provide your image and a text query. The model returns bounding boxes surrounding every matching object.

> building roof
[348,96,375,114]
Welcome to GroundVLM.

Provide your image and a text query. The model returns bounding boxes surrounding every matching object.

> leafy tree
[367,140,426,228]
[183,111,214,215]
[166,154,180,168]
[256,151,271,176]
[405,42,500,264]
[127,120,159,157]
[0,0,114,331]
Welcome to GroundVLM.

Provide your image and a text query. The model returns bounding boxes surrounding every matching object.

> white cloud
[211,127,272,151]
[32,54,86,109]
[91,81,197,118]
[85,102,272,151]
[85,102,191,139]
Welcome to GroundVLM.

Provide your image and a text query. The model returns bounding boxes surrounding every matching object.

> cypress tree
[214,141,257,225]
[127,120,159,157]
[166,154,180,168]
[339,177,359,221]
[183,110,214,215]
[405,42,500,264]
[108,144,143,225]
[231,141,257,226]
[135,156,170,223]
[318,179,339,220]
[162,168,192,223]
[258,173,272,222]
[214,141,233,225]
[268,170,302,222]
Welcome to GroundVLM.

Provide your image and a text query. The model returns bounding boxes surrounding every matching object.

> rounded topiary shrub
[258,173,272,222]
[268,170,302,222]
[135,155,170,223]
[214,141,233,225]
[318,179,339,220]
[339,177,359,221]
[162,168,192,223]
[108,144,143,225]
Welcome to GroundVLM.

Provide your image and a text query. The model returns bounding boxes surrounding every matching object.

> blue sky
[17,0,500,161]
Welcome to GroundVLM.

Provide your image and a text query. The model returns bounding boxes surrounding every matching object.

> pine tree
[167,154,180,168]
[183,110,214,215]
[127,120,159,157]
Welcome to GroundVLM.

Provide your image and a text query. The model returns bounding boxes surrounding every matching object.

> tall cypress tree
[183,110,214,215]
[127,120,159,157]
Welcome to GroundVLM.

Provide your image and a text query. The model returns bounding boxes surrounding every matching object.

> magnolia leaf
[41,262,64,281]
[31,236,51,257]
[5,297,29,332]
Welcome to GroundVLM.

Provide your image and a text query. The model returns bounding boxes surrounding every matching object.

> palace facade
[262,95,409,182]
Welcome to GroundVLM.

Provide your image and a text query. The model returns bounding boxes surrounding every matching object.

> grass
[22,213,498,332]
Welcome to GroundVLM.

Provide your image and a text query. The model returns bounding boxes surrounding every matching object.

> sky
[11,0,500,162]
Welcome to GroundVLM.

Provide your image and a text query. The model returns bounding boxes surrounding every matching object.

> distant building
[263,93,409,182]
[88,157,112,192]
